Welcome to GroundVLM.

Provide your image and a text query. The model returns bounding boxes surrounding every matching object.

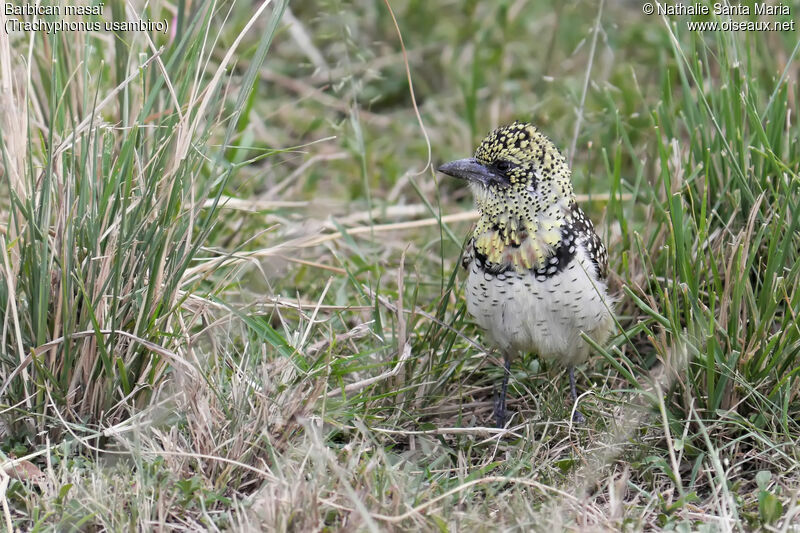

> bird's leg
[494,355,511,428]
[569,365,586,424]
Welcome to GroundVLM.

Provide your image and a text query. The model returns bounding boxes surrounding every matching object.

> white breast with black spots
[465,248,614,365]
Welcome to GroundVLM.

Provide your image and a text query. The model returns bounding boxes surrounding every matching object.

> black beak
[437,158,503,186]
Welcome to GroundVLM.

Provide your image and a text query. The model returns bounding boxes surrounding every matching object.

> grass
[1,0,799,530]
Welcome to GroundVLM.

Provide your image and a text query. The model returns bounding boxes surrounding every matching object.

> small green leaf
[759,492,783,524]
[56,483,73,504]
[555,458,577,474]
[755,470,771,490]
[433,515,449,533]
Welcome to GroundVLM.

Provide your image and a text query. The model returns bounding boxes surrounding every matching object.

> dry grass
[1,0,800,530]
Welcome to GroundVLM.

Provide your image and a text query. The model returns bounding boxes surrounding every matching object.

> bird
[438,121,614,427]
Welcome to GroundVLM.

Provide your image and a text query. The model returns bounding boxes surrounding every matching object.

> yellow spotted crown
[474,121,572,191]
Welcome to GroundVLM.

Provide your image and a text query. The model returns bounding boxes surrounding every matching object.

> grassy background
[1,0,799,530]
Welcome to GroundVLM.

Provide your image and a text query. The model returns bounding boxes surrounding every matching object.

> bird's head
[438,121,575,221]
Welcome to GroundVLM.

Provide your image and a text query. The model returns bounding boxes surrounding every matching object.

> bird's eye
[495,160,511,172]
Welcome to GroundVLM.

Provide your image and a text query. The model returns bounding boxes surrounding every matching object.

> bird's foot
[494,357,511,428]
[493,386,507,428]
[568,364,586,424]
